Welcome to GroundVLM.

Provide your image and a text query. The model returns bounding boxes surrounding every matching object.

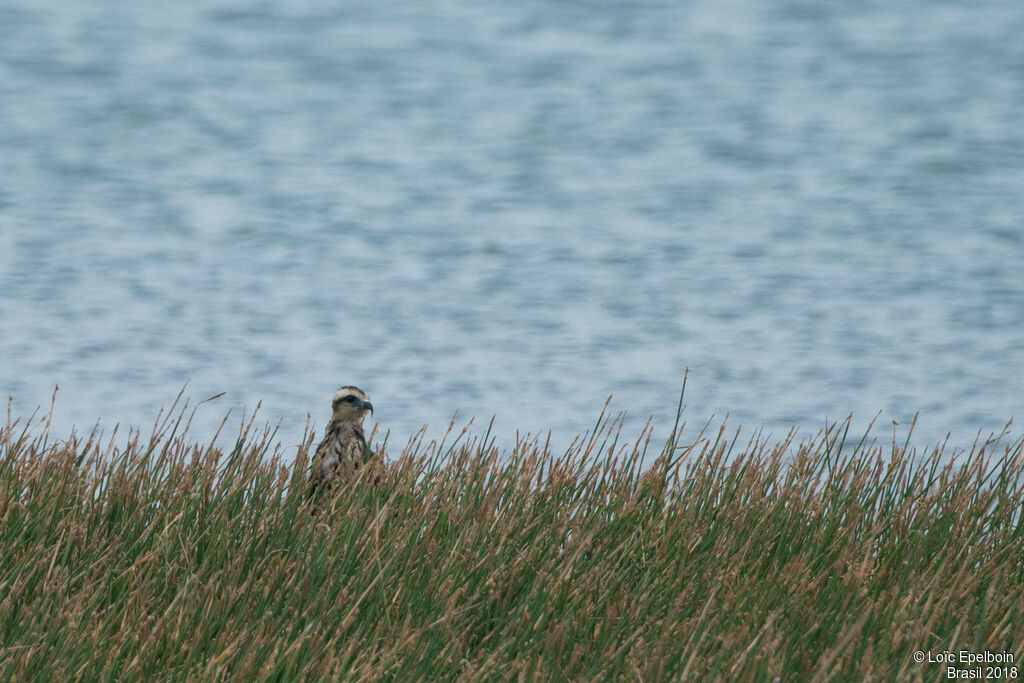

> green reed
[1,391,1022,681]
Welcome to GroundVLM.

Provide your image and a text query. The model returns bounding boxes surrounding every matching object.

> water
[1,0,1022,457]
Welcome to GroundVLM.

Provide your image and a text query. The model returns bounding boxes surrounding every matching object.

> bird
[309,385,376,498]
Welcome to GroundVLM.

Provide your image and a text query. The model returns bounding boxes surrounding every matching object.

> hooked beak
[362,400,374,416]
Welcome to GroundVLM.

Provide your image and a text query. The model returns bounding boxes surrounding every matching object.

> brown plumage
[309,385,376,499]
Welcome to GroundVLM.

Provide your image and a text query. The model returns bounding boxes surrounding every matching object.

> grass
[1,388,1023,681]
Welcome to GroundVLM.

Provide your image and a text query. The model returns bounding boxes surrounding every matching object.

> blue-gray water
[1,1,1022,456]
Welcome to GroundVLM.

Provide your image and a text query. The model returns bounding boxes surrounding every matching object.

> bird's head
[331,385,374,424]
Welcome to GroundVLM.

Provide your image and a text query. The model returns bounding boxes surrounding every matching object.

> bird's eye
[343,395,359,403]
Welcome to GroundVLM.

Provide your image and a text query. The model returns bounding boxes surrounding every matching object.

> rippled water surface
[2,0,1022,454]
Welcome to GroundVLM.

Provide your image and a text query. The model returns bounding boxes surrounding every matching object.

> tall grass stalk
[1,395,1023,680]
